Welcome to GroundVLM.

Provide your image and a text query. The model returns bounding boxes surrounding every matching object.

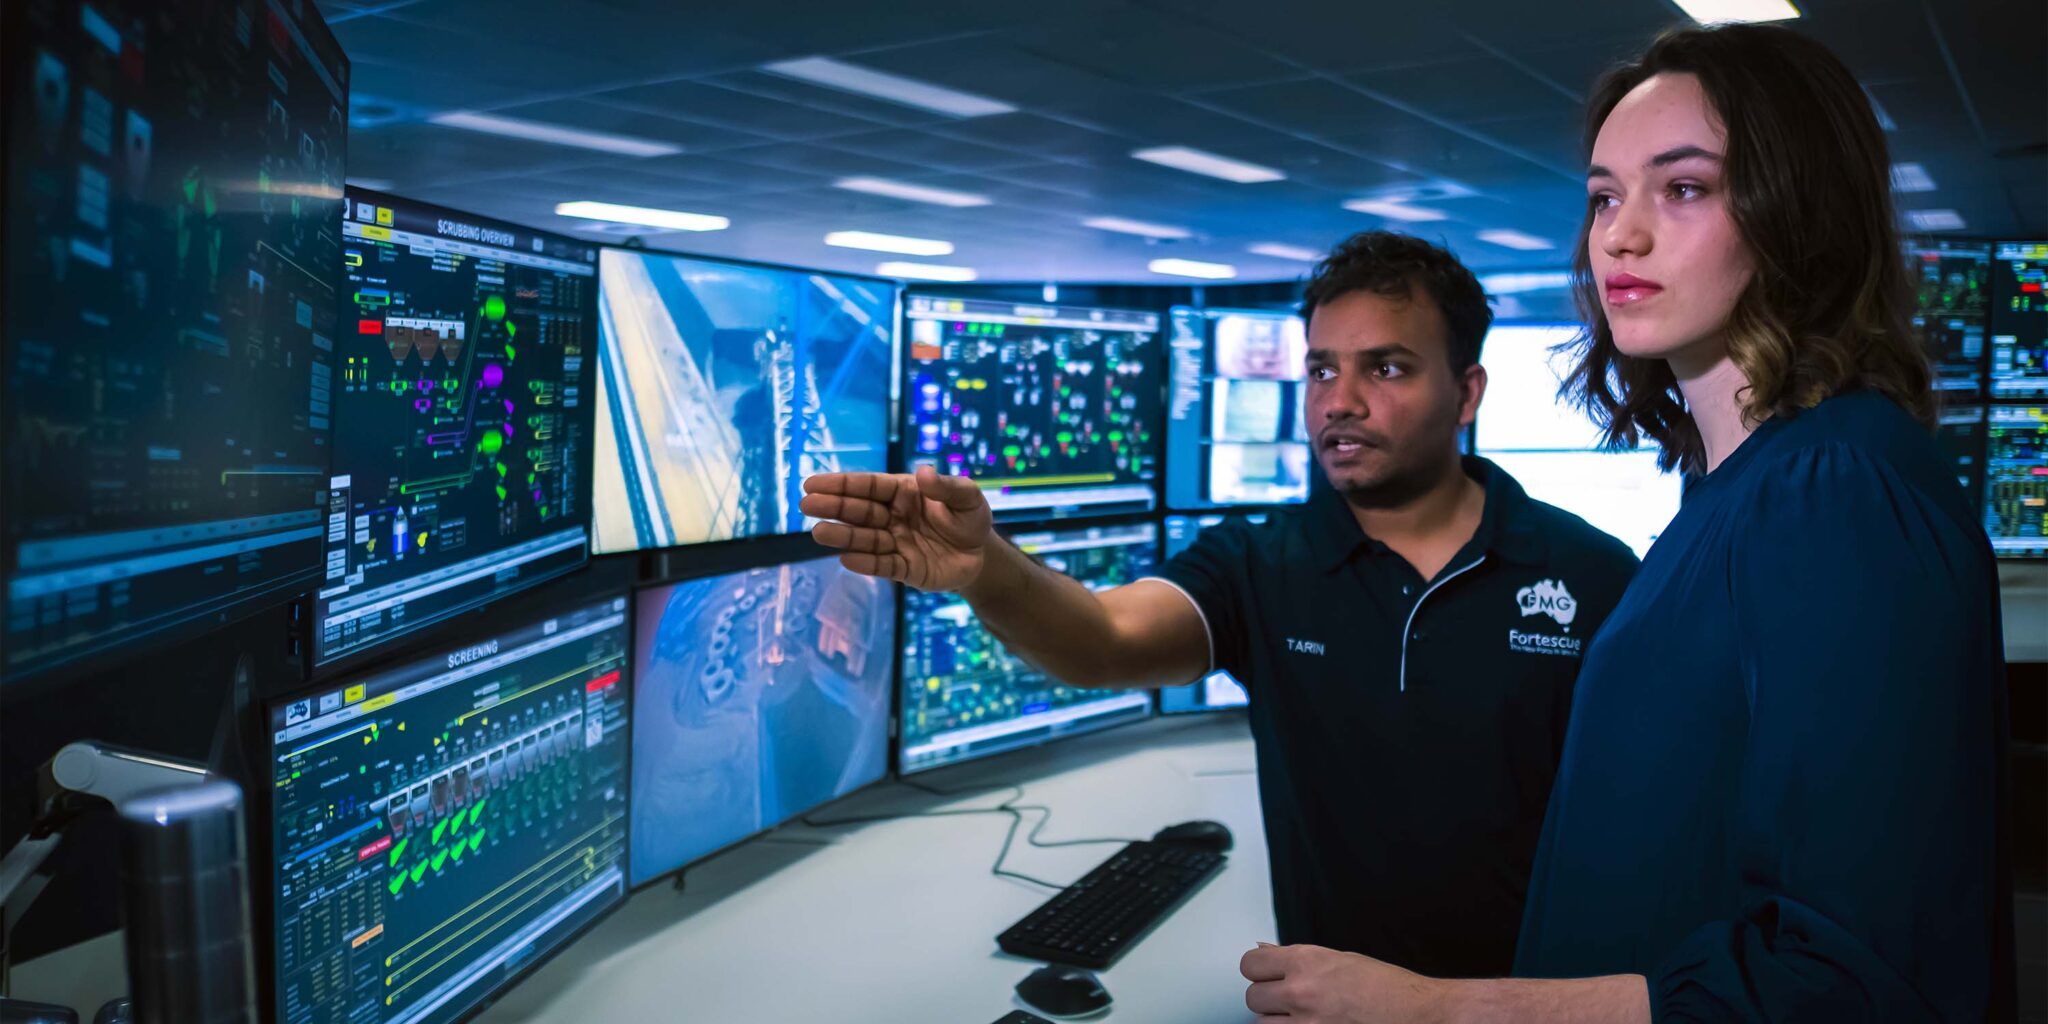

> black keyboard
[996,840,1225,969]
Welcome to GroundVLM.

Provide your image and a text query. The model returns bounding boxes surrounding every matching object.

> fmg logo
[1515,579,1577,627]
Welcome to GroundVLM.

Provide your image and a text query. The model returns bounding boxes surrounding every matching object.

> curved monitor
[269,595,631,1024]
[898,521,1156,772]
[628,557,895,886]
[315,190,600,667]
[4,0,349,681]
[592,250,896,552]
[903,296,1164,521]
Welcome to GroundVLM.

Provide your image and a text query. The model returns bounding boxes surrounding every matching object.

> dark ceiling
[317,0,2046,285]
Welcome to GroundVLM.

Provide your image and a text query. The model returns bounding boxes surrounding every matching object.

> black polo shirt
[1147,457,1639,977]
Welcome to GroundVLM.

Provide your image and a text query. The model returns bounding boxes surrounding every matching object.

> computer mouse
[1014,964,1112,1019]
[1152,819,1233,852]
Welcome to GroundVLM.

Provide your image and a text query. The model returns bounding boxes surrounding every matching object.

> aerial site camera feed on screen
[630,557,894,884]
[594,249,896,552]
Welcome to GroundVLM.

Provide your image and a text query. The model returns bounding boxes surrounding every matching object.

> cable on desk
[797,777,1145,891]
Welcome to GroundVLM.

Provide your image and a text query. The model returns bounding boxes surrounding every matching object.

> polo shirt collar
[1304,455,1551,573]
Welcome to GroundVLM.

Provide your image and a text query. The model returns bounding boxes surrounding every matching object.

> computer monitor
[2,0,348,681]
[1984,404,2046,559]
[1166,308,1312,510]
[1472,324,1602,452]
[592,249,896,553]
[1157,514,1257,715]
[1936,404,1987,516]
[898,521,1156,773]
[1475,323,1680,558]
[904,296,1164,520]
[628,557,894,886]
[1990,241,2048,398]
[268,594,630,1024]
[1487,450,1681,558]
[1907,240,1991,395]
[313,191,600,666]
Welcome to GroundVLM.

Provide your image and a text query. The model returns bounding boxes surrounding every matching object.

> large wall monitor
[3,0,349,680]
[314,190,599,666]
[1990,241,2047,399]
[903,296,1164,521]
[898,520,1156,773]
[1474,324,1680,558]
[269,595,631,1024]
[629,557,894,885]
[1166,307,1311,510]
[592,249,896,553]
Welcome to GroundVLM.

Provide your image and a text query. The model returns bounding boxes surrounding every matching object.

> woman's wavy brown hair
[1562,23,1933,474]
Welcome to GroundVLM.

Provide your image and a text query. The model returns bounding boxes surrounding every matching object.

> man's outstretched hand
[801,466,994,592]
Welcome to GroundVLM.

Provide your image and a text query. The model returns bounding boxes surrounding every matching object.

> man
[802,231,1640,977]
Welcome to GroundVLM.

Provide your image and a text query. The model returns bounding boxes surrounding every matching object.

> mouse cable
[797,776,1144,890]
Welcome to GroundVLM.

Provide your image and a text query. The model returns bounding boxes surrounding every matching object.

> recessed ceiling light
[1479,271,1575,294]
[554,201,729,232]
[1149,258,1237,280]
[1342,198,1447,222]
[762,57,1016,117]
[834,176,991,208]
[1083,216,1193,240]
[1667,0,1800,23]
[1131,146,1285,184]
[877,261,978,282]
[1247,242,1322,262]
[1478,229,1555,251]
[824,231,954,256]
[1890,163,1937,193]
[1905,209,1966,232]
[428,111,682,157]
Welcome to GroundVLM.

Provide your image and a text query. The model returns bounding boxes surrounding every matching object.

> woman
[1240,23,2015,1023]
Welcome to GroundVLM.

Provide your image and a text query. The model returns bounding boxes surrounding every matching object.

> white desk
[475,713,1271,1024]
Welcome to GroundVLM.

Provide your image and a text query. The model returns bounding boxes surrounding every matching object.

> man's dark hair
[1300,231,1494,374]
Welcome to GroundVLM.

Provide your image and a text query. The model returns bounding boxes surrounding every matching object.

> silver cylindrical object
[115,781,257,1024]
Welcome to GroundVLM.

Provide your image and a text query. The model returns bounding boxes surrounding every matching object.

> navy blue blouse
[1513,391,2016,1021]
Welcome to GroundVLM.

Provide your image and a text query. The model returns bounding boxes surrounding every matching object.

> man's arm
[962,536,1210,690]
[803,468,1210,690]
